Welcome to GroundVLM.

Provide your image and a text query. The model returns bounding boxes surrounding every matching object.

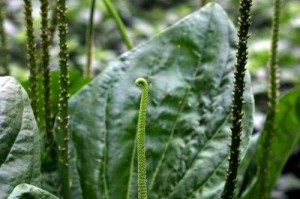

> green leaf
[0,77,41,198]
[241,87,300,199]
[8,184,58,199]
[66,3,254,199]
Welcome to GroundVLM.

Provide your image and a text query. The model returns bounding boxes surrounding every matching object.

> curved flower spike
[135,77,149,199]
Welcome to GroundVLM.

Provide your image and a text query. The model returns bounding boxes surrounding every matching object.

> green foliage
[1,1,300,198]
[0,77,40,198]
[66,4,253,198]
[8,184,59,199]
[241,87,300,199]
[135,78,149,199]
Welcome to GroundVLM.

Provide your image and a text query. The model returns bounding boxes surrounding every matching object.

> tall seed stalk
[24,0,38,118]
[221,0,253,198]
[49,0,58,45]
[258,0,281,198]
[57,0,70,198]
[103,0,133,49]
[0,0,9,75]
[40,0,53,147]
[135,78,149,199]
[84,0,96,77]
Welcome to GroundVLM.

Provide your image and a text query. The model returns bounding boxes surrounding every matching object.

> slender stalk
[0,0,9,75]
[84,0,96,77]
[221,0,253,199]
[49,0,58,45]
[57,0,70,198]
[135,78,149,199]
[259,0,281,198]
[103,0,133,49]
[40,0,53,147]
[24,0,38,118]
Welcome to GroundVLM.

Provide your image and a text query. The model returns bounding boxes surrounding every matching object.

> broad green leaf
[0,77,41,199]
[67,3,254,199]
[241,87,300,199]
[8,184,58,199]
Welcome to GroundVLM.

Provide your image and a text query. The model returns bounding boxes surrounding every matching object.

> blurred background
[1,0,300,198]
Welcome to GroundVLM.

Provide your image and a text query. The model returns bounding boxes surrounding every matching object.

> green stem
[84,0,96,77]
[24,0,38,118]
[40,0,53,148]
[135,78,149,199]
[103,0,133,49]
[259,0,281,198]
[0,0,9,75]
[57,0,70,198]
[221,0,253,199]
[49,0,58,45]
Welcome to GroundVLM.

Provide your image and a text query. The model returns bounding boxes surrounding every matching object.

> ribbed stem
[221,0,253,199]
[40,0,53,148]
[57,0,70,198]
[135,78,149,199]
[0,0,9,75]
[103,0,133,49]
[24,0,38,118]
[259,0,281,198]
[84,0,96,77]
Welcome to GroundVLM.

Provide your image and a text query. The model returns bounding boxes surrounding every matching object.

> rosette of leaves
[66,3,254,199]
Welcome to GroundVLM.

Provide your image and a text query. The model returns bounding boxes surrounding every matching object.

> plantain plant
[0,1,300,199]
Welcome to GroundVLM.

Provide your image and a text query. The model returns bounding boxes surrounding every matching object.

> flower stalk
[221,0,253,198]
[258,0,281,198]
[40,0,53,147]
[135,77,149,199]
[57,0,70,198]
[24,0,38,118]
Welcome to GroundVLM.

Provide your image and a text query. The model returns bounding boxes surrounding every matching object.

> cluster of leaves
[0,1,300,199]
